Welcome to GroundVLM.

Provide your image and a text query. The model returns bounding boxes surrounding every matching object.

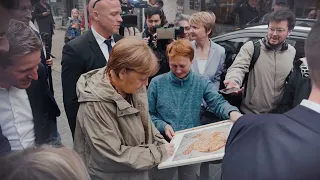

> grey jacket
[191,40,226,91]
[225,39,296,114]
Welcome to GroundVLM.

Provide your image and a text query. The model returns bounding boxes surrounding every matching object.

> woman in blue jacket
[147,39,242,180]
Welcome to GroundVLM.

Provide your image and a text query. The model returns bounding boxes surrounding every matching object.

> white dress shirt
[0,87,35,151]
[91,26,115,62]
[301,99,320,114]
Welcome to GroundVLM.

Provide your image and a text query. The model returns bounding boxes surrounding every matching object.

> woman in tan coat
[73,38,174,180]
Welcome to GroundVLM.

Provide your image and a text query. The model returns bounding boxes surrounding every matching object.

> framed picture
[158,120,233,169]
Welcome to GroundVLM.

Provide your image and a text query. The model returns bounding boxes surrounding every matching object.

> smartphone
[219,87,240,94]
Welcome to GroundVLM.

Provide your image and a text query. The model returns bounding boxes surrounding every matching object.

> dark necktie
[104,39,112,55]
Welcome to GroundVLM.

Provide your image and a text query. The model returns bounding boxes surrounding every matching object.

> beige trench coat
[74,67,167,180]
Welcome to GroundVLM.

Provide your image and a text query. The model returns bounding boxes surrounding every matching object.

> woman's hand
[164,143,175,157]
[230,111,243,123]
[165,125,175,140]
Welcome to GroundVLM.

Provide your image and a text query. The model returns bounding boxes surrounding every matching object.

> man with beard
[222,20,320,180]
[224,10,296,114]
[142,7,169,80]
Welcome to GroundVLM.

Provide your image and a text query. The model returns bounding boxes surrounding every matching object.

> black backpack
[219,40,261,108]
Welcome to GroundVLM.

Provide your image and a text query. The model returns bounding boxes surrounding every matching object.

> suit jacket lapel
[26,82,37,118]
[26,81,42,144]
[191,41,200,74]
[203,40,216,74]
[88,30,106,64]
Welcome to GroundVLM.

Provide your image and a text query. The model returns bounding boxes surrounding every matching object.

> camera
[148,24,185,51]
[119,0,148,36]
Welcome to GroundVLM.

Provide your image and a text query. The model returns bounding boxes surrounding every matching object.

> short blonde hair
[189,12,216,37]
[167,39,194,61]
[0,147,90,180]
[107,37,159,76]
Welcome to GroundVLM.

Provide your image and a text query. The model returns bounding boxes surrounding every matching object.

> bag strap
[250,40,261,71]
[243,40,261,97]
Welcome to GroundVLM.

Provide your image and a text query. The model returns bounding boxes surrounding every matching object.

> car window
[216,37,250,55]
[288,37,305,61]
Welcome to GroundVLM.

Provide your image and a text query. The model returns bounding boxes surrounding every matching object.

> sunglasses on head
[92,0,101,8]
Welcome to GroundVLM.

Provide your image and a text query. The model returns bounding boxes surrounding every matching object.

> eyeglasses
[268,27,287,34]
[92,0,101,8]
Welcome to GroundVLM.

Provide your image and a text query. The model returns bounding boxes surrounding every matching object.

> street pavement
[51,29,73,148]
[51,29,221,179]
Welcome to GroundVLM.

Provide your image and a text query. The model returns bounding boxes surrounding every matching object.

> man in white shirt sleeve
[222,20,320,180]
[11,0,61,146]
[0,20,59,151]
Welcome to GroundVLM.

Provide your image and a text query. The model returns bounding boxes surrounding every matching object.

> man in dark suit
[32,0,55,53]
[61,0,123,137]
[222,21,320,180]
[0,0,20,156]
[0,20,60,151]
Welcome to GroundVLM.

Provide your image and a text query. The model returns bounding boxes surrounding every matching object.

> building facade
[45,0,319,27]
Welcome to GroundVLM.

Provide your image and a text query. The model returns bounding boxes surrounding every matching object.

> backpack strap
[243,39,261,97]
[250,40,261,71]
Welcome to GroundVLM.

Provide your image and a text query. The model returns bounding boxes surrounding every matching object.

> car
[212,25,310,65]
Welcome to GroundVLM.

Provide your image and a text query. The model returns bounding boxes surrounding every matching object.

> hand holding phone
[219,87,240,94]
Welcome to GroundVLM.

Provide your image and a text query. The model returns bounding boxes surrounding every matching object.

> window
[189,0,200,10]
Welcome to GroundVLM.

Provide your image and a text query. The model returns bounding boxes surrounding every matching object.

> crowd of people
[1,0,320,180]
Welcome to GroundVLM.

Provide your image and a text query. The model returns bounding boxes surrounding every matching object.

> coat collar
[285,105,320,135]
[192,39,216,75]
[168,71,193,87]
[113,95,139,117]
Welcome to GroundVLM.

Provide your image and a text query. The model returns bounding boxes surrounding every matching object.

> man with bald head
[61,0,123,137]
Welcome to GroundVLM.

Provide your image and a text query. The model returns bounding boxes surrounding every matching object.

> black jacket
[61,30,122,136]
[0,64,60,153]
[27,63,60,145]
[232,1,259,26]
[222,105,320,180]
[32,2,55,35]
[142,28,170,82]
[0,127,10,156]
[272,59,311,113]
